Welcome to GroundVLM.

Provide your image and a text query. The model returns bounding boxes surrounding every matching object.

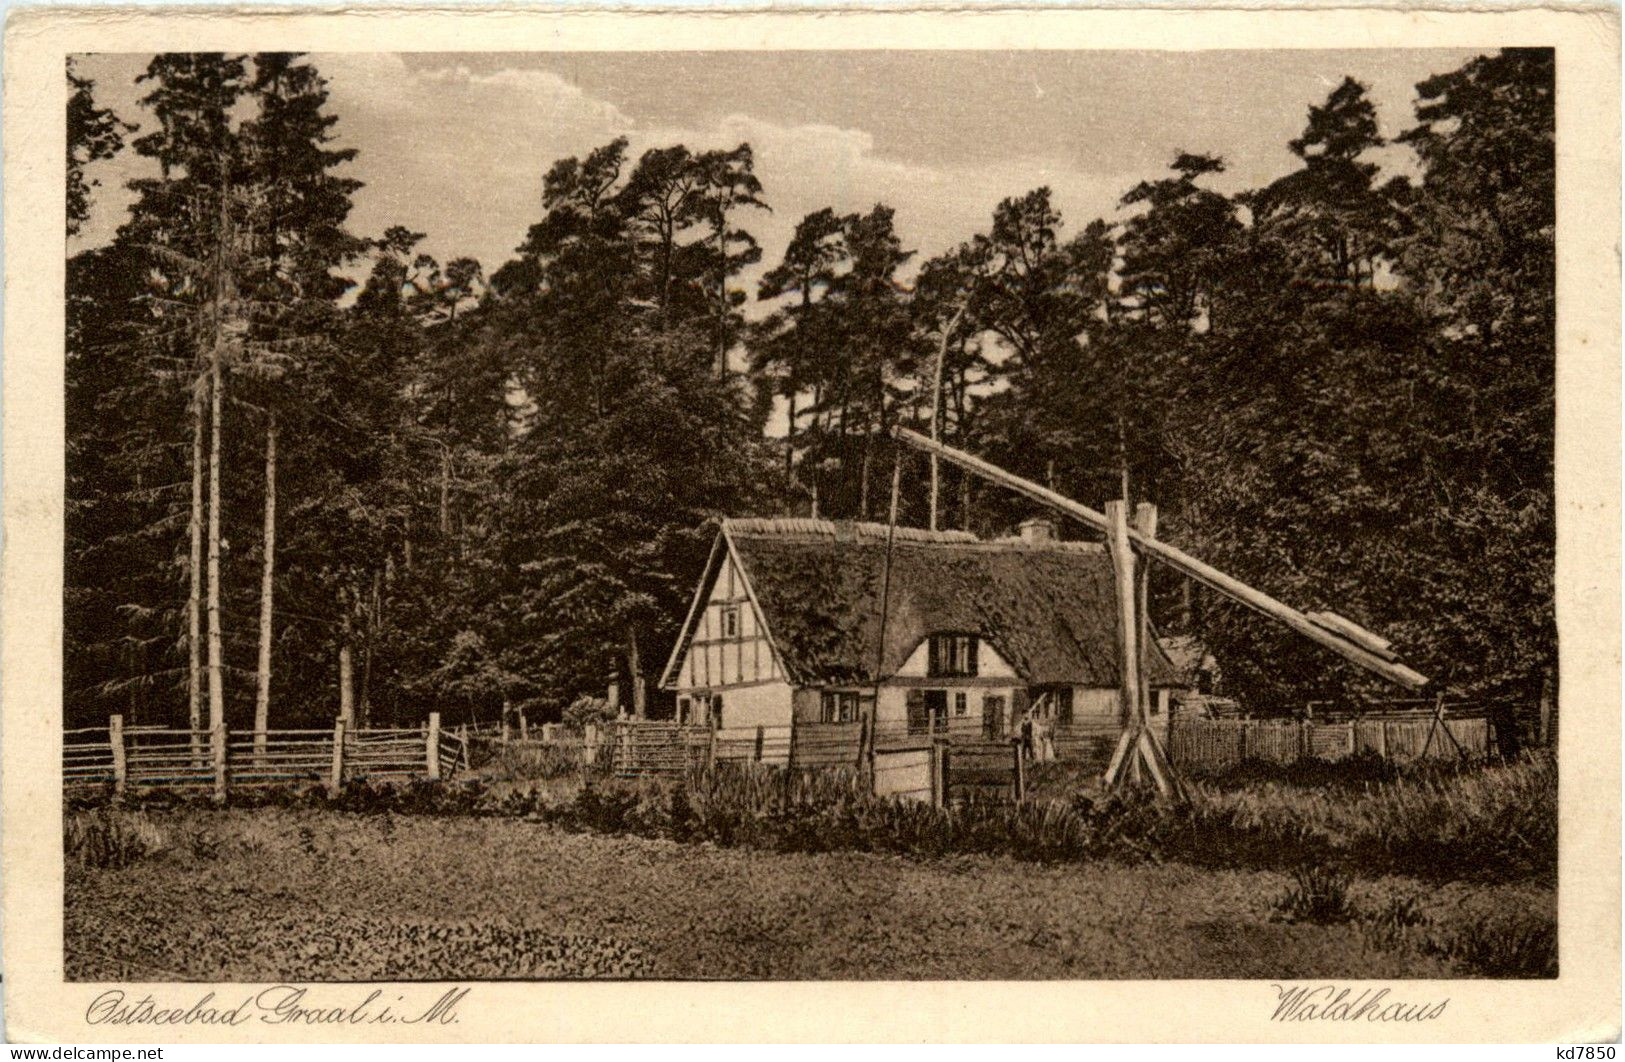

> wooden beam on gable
[657,533,726,690]
[892,426,1429,690]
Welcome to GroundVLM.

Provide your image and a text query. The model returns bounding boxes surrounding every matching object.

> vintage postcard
[3,2,1619,1045]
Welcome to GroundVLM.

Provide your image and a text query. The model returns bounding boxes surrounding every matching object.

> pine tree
[237,53,362,749]
[123,53,249,738]
[67,58,134,238]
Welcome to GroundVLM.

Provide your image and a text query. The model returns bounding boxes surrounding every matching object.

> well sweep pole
[891,427,1427,689]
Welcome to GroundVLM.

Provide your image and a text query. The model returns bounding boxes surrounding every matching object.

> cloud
[319,54,1144,298]
[70,52,1238,309]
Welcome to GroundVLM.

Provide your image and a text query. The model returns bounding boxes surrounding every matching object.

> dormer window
[927,634,978,678]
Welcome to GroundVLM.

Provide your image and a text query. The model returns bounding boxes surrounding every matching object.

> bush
[66,809,169,870]
[1273,863,1354,923]
[492,743,590,782]
[1427,907,1557,978]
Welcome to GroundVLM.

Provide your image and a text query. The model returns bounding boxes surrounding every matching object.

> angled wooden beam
[891,426,1429,690]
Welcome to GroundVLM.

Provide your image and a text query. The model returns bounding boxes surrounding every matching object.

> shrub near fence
[63,714,465,799]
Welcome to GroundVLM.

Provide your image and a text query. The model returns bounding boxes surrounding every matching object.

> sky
[71,49,1487,308]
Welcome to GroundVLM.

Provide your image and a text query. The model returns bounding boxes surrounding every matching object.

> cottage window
[927,634,978,678]
[721,605,740,638]
[954,691,968,716]
[909,689,949,735]
[820,690,861,724]
[1056,687,1074,726]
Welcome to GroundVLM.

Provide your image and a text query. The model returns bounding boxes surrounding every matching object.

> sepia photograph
[54,43,1562,984]
[3,5,1617,1043]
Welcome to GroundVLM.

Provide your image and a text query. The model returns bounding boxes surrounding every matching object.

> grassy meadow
[64,752,1556,981]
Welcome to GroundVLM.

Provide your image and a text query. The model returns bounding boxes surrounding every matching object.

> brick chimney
[1018,518,1056,544]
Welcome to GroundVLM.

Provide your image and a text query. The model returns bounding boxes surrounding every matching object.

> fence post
[109,714,127,796]
[1299,719,1310,760]
[211,723,228,803]
[1239,721,1250,763]
[930,739,948,808]
[518,711,529,743]
[1011,736,1026,803]
[754,725,765,762]
[1378,719,1389,760]
[330,719,346,796]
[426,712,442,781]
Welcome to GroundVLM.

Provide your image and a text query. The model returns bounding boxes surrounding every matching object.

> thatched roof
[684,518,1179,689]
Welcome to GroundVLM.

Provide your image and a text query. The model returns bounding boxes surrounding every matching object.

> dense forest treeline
[65,50,1554,734]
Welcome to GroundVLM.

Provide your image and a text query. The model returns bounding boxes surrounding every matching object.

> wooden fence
[1167,716,1489,769]
[64,713,465,799]
[593,720,1025,804]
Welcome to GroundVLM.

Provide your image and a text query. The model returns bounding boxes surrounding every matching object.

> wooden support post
[1133,502,1157,726]
[109,714,127,796]
[1011,736,1026,803]
[1106,500,1141,729]
[1419,697,1442,760]
[1300,719,1310,760]
[1102,726,1134,787]
[426,712,441,781]
[1378,719,1389,760]
[211,723,227,803]
[754,725,765,762]
[330,719,345,796]
[931,738,949,808]
[707,717,719,772]
[518,711,528,742]
[786,716,798,772]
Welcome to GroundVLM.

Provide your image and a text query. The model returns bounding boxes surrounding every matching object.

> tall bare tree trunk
[928,305,966,532]
[206,163,230,737]
[207,337,225,733]
[785,392,796,479]
[439,445,451,537]
[625,625,645,719]
[717,225,728,380]
[360,572,380,730]
[338,608,355,729]
[859,438,872,520]
[253,415,277,759]
[188,380,205,756]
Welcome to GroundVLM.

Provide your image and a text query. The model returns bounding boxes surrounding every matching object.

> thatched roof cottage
[658,517,1183,749]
